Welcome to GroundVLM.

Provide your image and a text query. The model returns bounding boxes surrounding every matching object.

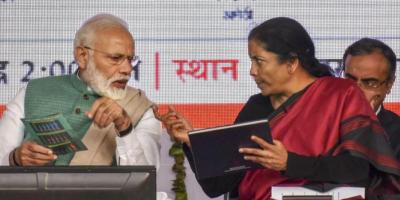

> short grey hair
[73,13,129,50]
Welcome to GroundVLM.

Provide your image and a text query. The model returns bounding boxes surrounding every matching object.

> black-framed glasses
[83,46,140,67]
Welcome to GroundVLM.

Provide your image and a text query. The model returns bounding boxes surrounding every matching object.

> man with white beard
[0,14,162,168]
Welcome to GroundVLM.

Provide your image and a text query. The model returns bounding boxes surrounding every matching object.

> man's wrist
[116,112,131,130]
[116,122,133,137]
[9,148,20,166]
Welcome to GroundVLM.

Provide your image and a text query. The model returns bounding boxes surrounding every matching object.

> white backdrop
[1,0,400,105]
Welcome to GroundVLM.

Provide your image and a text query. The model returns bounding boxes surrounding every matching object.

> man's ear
[74,47,89,70]
[387,76,395,94]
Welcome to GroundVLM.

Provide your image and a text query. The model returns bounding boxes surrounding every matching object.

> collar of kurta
[70,72,98,96]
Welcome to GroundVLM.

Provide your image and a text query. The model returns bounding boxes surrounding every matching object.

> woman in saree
[156,17,400,200]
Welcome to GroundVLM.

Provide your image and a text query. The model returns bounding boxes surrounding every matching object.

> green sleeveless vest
[24,74,100,165]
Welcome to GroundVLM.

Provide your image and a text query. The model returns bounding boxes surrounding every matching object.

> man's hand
[239,136,288,171]
[153,105,193,147]
[86,97,131,131]
[14,141,57,166]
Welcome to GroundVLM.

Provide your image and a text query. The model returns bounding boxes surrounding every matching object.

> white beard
[80,58,130,100]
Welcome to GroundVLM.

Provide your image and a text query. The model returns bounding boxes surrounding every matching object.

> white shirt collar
[376,105,382,115]
[76,70,94,93]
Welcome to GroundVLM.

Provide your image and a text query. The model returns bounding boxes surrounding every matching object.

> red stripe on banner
[384,102,400,116]
[158,102,400,128]
[0,102,399,128]
[0,105,5,119]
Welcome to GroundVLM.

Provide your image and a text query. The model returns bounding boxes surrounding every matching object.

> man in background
[0,13,161,167]
[342,37,400,159]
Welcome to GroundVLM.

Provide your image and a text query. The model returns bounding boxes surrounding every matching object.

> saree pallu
[239,77,400,200]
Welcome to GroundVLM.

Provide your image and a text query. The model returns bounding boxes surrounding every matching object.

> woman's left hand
[239,136,288,171]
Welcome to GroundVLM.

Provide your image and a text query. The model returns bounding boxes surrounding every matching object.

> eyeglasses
[344,73,389,90]
[83,46,140,67]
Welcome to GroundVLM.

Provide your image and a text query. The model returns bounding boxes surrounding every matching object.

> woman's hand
[239,136,288,171]
[153,105,193,147]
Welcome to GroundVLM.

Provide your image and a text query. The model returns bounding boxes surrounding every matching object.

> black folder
[188,119,272,180]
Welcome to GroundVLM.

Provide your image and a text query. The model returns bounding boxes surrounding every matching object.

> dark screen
[0,166,156,200]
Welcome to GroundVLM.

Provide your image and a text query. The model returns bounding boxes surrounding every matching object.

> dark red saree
[238,77,400,199]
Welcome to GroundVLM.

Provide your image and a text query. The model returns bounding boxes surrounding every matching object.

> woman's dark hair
[248,17,333,77]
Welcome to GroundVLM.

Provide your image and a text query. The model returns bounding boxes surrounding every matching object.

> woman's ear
[74,47,89,70]
[287,58,300,74]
